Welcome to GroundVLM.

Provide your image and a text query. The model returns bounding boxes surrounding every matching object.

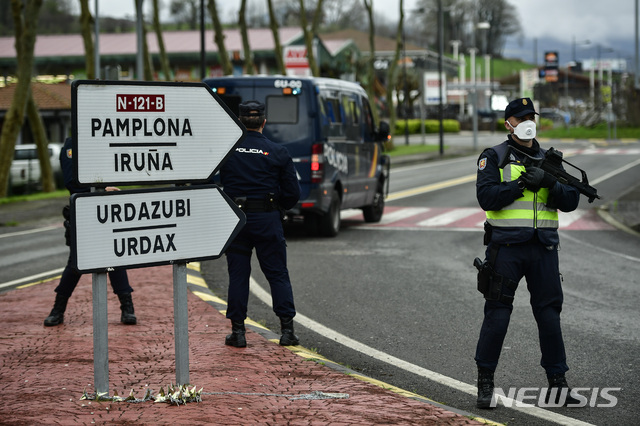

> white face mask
[507,120,536,141]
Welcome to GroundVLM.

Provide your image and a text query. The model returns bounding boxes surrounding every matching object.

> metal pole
[93,271,109,395]
[403,29,409,146]
[135,0,144,80]
[636,0,639,89]
[437,0,444,156]
[200,0,205,80]
[420,67,425,145]
[94,0,100,79]
[173,263,190,386]
[470,48,478,151]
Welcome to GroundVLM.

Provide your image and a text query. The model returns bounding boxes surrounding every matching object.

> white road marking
[249,277,594,426]
[0,268,64,290]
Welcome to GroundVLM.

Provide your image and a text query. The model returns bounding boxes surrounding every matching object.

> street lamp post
[469,47,478,150]
[564,61,577,99]
[402,29,409,146]
[572,37,590,63]
[437,0,444,156]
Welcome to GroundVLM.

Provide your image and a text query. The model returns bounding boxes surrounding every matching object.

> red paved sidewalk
[0,264,491,425]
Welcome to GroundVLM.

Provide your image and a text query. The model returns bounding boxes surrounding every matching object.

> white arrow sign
[70,185,245,273]
[72,80,245,186]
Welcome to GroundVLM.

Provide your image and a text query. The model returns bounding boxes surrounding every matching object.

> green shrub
[394,119,460,135]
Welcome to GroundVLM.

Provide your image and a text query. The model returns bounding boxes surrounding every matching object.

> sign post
[71,80,246,391]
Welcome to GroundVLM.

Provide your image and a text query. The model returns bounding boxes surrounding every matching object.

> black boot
[225,321,247,347]
[279,316,299,346]
[117,293,137,325]
[547,373,580,406]
[476,367,495,409]
[44,293,69,326]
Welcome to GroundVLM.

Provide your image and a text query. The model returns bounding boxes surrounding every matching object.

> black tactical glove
[519,167,556,192]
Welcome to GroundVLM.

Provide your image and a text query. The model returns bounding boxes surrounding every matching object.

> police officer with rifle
[473,98,598,408]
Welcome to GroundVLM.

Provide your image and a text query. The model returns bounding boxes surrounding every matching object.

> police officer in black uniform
[474,98,581,408]
[43,137,137,327]
[220,100,301,348]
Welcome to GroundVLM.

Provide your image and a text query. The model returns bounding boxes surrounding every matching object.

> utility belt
[234,193,279,213]
[473,243,519,305]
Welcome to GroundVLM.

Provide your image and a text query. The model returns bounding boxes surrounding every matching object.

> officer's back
[220,101,299,211]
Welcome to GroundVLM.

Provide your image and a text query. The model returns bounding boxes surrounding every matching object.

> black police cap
[238,100,265,117]
[504,97,538,120]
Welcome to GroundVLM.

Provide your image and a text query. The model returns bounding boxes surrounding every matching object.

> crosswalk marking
[341,207,616,231]
[562,148,640,156]
[378,207,430,224]
[416,207,479,227]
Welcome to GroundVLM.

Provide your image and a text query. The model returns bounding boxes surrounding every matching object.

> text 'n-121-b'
[116,94,165,112]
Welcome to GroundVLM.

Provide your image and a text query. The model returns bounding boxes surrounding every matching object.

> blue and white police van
[203,76,390,237]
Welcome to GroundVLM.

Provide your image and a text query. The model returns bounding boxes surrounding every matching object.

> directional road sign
[70,185,245,273]
[72,80,245,186]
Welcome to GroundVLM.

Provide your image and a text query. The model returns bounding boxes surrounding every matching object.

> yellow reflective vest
[486,162,559,230]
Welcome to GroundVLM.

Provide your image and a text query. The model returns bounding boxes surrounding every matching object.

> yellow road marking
[387,174,476,201]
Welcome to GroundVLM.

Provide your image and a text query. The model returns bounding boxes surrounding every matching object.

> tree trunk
[298,0,318,76]
[267,0,286,75]
[362,0,379,125]
[78,0,94,79]
[238,0,254,75]
[208,0,232,75]
[385,0,403,145]
[26,90,55,192]
[0,0,43,198]
[152,0,172,80]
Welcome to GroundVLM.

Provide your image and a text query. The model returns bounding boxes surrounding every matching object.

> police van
[203,76,390,237]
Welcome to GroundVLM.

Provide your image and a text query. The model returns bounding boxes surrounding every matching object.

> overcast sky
[94,0,638,65]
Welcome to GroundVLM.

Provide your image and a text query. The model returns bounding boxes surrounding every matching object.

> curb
[597,207,640,238]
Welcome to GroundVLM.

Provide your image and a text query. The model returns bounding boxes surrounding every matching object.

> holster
[473,245,519,305]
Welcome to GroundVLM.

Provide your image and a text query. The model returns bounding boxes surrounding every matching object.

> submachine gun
[499,146,601,203]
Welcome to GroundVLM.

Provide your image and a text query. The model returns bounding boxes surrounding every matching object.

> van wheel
[319,190,341,237]
[362,182,385,223]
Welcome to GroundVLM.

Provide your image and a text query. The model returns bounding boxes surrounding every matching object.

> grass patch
[386,144,443,157]
[539,124,640,139]
[0,189,68,205]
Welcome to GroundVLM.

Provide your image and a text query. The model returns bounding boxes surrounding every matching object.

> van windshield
[216,87,312,147]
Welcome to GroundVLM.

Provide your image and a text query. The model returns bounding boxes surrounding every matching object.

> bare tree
[298,0,323,76]
[413,0,519,58]
[152,0,172,80]
[267,0,286,75]
[78,0,94,79]
[26,92,55,192]
[169,0,198,30]
[238,0,255,74]
[385,0,403,142]
[208,0,232,75]
[0,0,43,197]
[362,0,379,124]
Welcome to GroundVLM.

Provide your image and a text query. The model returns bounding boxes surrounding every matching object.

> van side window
[322,97,344,137]
[342,94,361,141]
[362,100,375,142]
[266,96,298,124]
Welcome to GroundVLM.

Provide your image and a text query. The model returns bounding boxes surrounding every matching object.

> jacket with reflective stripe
[476,138,580,246]
[486,162,559,229]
